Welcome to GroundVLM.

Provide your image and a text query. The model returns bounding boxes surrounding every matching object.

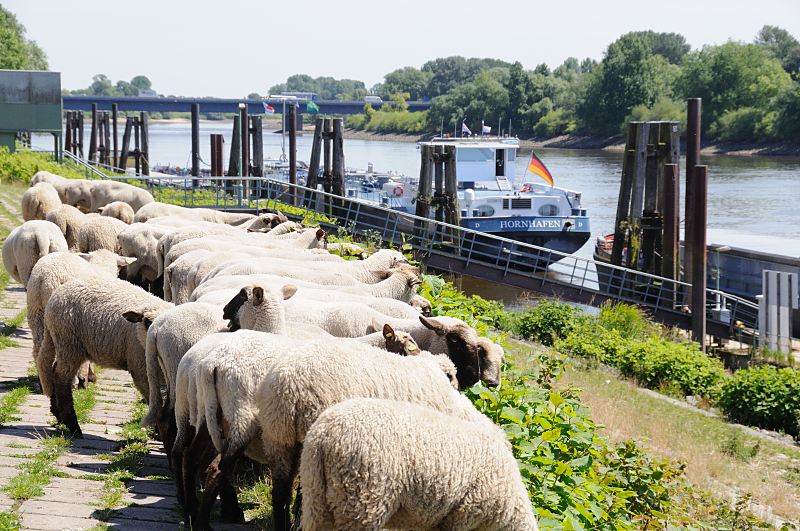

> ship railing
[42,158,762,337]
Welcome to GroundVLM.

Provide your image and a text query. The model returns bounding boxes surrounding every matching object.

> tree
[130,75,152,91]
[630,31,690,64]
[756,25,800,78]
[679,42,792,134]
[772,81,800,139]
[115,80,138,96]
[87,74,116,96]
[506,62,531,133]
[578,33,678,135]
[381,67,432,100]
[426,71,509,132]
[0,6,48,70]
[247,92,263,100]
[421,56,512,97]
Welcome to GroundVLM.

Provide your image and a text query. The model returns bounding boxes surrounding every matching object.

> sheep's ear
[276,211,287,223]
[78,252,92,262]
[122,311,143,323]
[97,206,106,213]
[358,252,369,260]
[281,284,298,300]
[367,318,383,335]
[419,316,446,335]
[223,288,248,320]
[252,286,265,307]
[382,324,395,341]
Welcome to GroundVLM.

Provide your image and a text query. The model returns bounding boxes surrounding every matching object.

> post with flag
[306,101,320,113]
[481,120,492,135]
[263,100,275,114]
[526,151,554,187]
[461,121,471,137]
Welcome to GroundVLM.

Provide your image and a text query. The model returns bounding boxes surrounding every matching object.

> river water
[34,121,800,266]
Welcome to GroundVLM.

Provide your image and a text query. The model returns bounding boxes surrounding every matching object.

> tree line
[306,28,800,143]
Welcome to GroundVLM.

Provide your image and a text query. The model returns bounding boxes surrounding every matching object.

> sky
[6,0,800,98]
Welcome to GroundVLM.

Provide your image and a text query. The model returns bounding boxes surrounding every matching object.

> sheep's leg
[196,441,245,529]
[76,360,91,389]
[271,444,301,531]
[52,369,81,437]
[156,405,177,465]
[176,423,197,517]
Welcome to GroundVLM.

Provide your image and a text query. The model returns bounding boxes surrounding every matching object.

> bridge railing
[54,158,760,337]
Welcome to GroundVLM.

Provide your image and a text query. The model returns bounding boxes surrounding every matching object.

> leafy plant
[512,300,583,346]
[718,365,800,438]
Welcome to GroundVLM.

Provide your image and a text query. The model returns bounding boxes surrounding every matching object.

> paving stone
[19,498,98,519]
[108,503,181,523]
[19,512,98,530]
[123,478,176,497]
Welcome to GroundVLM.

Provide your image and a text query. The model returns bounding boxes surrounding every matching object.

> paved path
[0,192,182,530]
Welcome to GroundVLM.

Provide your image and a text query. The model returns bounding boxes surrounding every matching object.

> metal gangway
[61,151,760,341]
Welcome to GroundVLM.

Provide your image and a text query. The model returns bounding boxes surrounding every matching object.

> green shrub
[418,275,509,335]
[597,301,656,340]
[0,148,91,183]
[533,110,576,137]
[718,365,800,437]
[708,107,769,142]
[557,321,726,399]
[344,114,367,130]
[512,300,582,346]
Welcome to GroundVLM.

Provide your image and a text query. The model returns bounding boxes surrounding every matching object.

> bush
[623,97,686,133]
[344,114,367,130]
[708,107,770,142]
[0,148,90,183]
[512,300,582,346]
[718,365,800,437]
[533,110,576,137]
[557,321,727,399]
[597,301,656,340]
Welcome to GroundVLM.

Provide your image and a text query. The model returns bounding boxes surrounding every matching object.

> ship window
[502,198,509,209]
[507,150,516,162]
[538,204,559,216]
[495,149,505,176]
[456,148,493,161]
[511,198,531,209]
[475,204,495,216]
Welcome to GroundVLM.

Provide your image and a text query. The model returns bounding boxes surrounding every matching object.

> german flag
[527,151,554,187]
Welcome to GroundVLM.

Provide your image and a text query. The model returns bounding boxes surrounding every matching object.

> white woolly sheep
[252,341,495,529]
[39,277,172,436]
[133,201,255,225]
[299,398,537,531]
[2,220,68,285]
[26,250,134,361]
[98,200,135,224]
[239,212,288,232]
[77,215,127,253]
[45,204,88,251]
[22,182,61,221]
[381,324,459,389]
[88,180,154,212]
[30,171,93,210]
[410,293,433,316]
[142,285,296,451]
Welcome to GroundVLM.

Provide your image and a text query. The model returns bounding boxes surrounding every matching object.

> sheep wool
[300,398,537,531]
[22,181,61,221]
[45,204,88,251]
[40,277,172,436]
[98,200,135,224]
[77,215,127,253]
[1,220,68,286]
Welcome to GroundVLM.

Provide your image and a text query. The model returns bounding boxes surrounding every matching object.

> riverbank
[340,128,800,157]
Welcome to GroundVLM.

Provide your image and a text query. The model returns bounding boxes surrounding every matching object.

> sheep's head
[419,316,481,390]
[426,354,459,390]
[381,323,420,356]
[122,306,164,348]
[78,250,136,277]
[315,228,327,249]
[477,338,503,388]
[224,284,297,332]
[410,295,433,317]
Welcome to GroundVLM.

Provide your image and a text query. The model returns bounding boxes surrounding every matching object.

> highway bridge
[62,95,431,115]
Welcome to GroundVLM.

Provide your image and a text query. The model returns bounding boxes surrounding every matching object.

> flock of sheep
[2,172,538,531]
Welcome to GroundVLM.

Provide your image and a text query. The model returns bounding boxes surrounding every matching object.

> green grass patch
[73,386,97,425]
[0,376,38,425]
[0,511,21,530]
[1,309,27,337]
[3,435,69,500]
[93,400,152,519]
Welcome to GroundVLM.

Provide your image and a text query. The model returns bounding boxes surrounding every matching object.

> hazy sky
[7,0,800,97]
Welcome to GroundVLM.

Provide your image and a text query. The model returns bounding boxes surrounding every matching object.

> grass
[3,434,70,500]
[0,511,20,530]
[0,375,38,425]
[543,345,800,524]
[93,400,152,519]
